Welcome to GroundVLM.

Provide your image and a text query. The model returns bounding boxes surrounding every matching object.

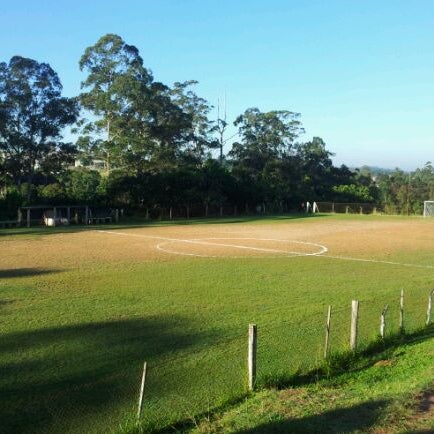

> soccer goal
[423,201,434,217]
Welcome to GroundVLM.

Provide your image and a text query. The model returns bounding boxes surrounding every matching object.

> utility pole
[406,173,411,215]
[217,95,227,165]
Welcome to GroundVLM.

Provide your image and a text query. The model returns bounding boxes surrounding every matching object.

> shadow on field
[235,399,389,433]
[0,267,61,279]
[0,213,325,238]
[0,316,215,433]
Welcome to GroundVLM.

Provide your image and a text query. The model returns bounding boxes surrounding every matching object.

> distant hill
[352,165,395,176]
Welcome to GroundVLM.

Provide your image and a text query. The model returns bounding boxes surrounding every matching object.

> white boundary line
[96,230,434,269]
[156,237,327,258]
[317,254,434,270]
[97,230,327,257]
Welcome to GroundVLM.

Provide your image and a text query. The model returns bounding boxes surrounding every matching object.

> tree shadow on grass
[0,316,217,433]
[0,268,61,279]
[235,399,389,433]
[148,213,327,226]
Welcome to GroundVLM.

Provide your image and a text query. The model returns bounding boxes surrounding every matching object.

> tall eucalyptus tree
[0,56,77,195]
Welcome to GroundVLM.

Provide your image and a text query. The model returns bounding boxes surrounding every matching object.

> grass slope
[190,329,434,433]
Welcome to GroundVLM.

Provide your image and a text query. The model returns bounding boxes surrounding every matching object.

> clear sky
[1,0,433,169]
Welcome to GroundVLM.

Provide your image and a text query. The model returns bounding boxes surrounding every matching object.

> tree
[295,137,335,199]
[230,108,304,171]
[78,33,153,172]
[170,80,218,162]
[0,151,9,191]
[79,34,208,173]
[199,159,234,213]
[37,183,67,205]
[228,108,304,209]
[215,118,228,164]
[0,56,78,196]
[376,163,434,215]
[332,184,374,202]
[138,81,191,169]
[63,167,103,204]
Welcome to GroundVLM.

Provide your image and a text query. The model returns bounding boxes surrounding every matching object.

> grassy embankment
[188,327,434,433]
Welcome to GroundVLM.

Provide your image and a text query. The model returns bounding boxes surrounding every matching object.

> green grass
[1,214,433,433]
[188,328,434,433]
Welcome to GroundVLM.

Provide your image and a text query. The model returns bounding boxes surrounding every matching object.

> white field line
[96,230,327,256]
[156,241,217,258]
[96,230,434,269]
[197,238,328,256]
[156,239,325,258]
[316,254,434,270]
[158,240,290,255]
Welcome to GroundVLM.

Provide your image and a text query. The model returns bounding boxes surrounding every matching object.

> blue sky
[1,0,433,169]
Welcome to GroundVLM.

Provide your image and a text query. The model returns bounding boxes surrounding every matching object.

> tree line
[0,34,432,219]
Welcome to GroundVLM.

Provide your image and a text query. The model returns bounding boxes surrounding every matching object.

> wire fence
[135,201,384,221]
[315,202,382,214]
[136,287,433,432]
[4,287,433,433]
[2,200,424,228]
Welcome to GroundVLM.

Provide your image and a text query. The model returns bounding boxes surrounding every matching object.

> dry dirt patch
[0,217,433,271]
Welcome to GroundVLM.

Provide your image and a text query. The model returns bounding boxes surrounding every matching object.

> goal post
[423,201,434,217]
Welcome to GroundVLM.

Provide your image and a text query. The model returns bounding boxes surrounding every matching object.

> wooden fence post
[324,305,332,358]
[137,361,147,421]
[350,300,359,351]
[248,324,257,391]
[427,289,434,326]
[380,305,389,339]
[399,289,404,333]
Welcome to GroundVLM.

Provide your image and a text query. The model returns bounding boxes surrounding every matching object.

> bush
[63,168,104,204]
[332,184,374,202]
[0,187,23,220]
[37,183,66,204]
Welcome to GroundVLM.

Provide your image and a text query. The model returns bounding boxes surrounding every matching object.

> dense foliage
[0,34,432,219]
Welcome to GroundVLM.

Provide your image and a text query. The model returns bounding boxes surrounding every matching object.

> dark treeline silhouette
[0,34,432,219]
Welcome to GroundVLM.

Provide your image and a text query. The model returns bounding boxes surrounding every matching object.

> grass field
[1,214,434,433]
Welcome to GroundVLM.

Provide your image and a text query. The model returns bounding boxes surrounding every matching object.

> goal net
[423,201,434,217]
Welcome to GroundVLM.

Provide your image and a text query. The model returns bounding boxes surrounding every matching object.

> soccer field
[1,214,434,433]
